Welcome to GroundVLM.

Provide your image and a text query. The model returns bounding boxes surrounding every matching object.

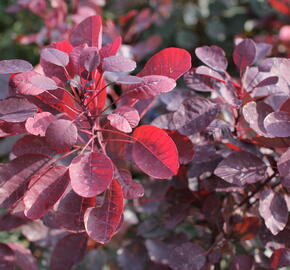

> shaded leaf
[278,148,290,177]
[0,243,15,270]
[50,233,87,270]
[80,47,100,72]
[0,97,37,123]
[24,166,69,219]
[45,119,78,151]
[145,239,171,265]
[0,59,33,74]
[271,248,290,269]
[233,216,260,241]
[259,189,288,235]
[25,112,57,136]
[132,125,179,179]
[0,212,28,231]
[70,152,114,197]
[233,39,256,71]
[230,254,255,270]
[84,179,123,244]
[214,151,267,186]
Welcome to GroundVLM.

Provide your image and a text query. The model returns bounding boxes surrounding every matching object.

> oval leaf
[41,48,69,67]
[132,125,179,179]
[264,111,290,137]
[233,39,256,71]
[45,119,78,151]
[29,75,58,90]
[70,152,114,197]
[0,59,33,74]
[84,179,123,244]
[80,47,100,72]
[102,55,136,72]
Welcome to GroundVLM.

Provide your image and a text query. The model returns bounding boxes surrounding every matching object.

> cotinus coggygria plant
[0,14,192,269]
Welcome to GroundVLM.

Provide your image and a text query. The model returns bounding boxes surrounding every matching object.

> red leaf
[107,106,139,133]
[25,112,57,136]
[6,242,38,270]
[70,15,102,49]
[70,152,114,197]
[0,59,33,74]
[271,248,290,268]
[41,48,69,67]
[50,233,87,270]
[132,125,179,179]
[99,36,122,59]
[102,55,136,72]
[122,75,176,99]
[84,179,124,244]
[233,216,260,241]
[45,119,78,151]
[116,169,144,199]
[0,154,49,209]
[195,45,228,71]
[138,48,191,80]
[233,39,256,71]
[0,97,37,123]
[0,213,28,231]
[23,166,69,219]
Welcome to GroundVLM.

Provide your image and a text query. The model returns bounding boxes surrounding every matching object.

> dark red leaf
[233,39,256,71]
[13,135,56,157]
[138,48,191,80]
[80,47,100,72]
[271,248,290,268]
[0,243,15,270]
[23,166,69,219]
[0,59,33,74]
[233,216,260,241]
[259,189,288,235]
[102,55,136,72]
[168,242,206,270]
[0,154,49,208]
[264,111,290,137]
[45,119,78,151]
[99,36,122,59]
[166,130,195,164]
[0,212,28,231]
[214,151,267,186]
[0,97,37,123]
[132,125,179,179]
[116,169,144,199]
[107,106,139,133]
[84,179,124,244]
[122,75,176,99]
[255,76,278,88]
[50,233,87,270]
[173,95,220,136]
[6,242,38,270]
[25,112,57,136]
[69,151,114,197]
[70,15,102,49]
[195,45,228,71]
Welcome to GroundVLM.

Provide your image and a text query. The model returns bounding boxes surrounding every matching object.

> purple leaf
[254,42,272,62]
[0,213,28,231]
[45,119,78,151]
[242,101,273,137]
[271,248,290,268]
[196,65,224,80]
[69,151,114,197]
[168,242,206,270]
[214,151,267,186]
[0,154,49,208]
[145,239,171,265]
[23,166,69,219]
[102,55,136,72]
[70,15,102,49]
[255,76,278,88]
[259,189,288,235]
[264,111,290,137]
[230,254,255,270]
[278,148,290,177]
[41,48,69,67]
[122,75,176,99]
[107,106,139,133]
[0,97,37,122]
[233,39,256,71]
[115,75,143,84]
[84,179,123,244]
[25,112,57,136]
[172,95,220,136]
[116,169,144,199]
[29,75,58,90]
[195,45,228,71]
[0,243,15,270]
[6,242,39,270]
[132,125,179,179]
[0,59,33,74]
[80,47,100,72]
[50,233,87,270]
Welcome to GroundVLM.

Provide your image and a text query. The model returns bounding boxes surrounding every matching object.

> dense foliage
[0,0,290,269]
